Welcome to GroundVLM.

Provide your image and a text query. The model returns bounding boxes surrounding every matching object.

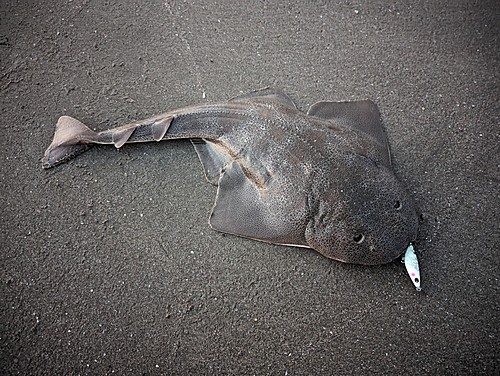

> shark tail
[41,116,97,169]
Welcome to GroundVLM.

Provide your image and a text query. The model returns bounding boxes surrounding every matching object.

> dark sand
[1,1,498,374]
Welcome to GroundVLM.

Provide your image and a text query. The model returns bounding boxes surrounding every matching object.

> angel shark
[42,88,420,281]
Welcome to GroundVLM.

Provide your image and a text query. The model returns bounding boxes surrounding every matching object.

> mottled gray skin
[42,88,418,265]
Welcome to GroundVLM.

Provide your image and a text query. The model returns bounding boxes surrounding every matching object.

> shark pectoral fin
[209,161,273,240]
[42,116,96,169]
[209,161,303,246]
[307,100,391,166]
[112,127,135,148]
[152,116,173,141]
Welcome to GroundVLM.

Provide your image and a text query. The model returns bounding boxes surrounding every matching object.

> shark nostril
[394,200,402,210]
[353,234,365,244]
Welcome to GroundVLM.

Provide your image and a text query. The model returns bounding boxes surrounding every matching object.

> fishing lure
[402,244,421,291]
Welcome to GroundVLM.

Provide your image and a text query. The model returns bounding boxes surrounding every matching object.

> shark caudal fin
[41,116,97,169]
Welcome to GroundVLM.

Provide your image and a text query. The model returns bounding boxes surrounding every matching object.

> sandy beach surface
[1,1,498,374]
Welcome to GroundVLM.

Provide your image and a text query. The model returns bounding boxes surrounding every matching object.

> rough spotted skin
[304,154,418,264]
[42,88,418,265]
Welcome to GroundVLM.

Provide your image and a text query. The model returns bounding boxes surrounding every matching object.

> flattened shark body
[42,88,418,265]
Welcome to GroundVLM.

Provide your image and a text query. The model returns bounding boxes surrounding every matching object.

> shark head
[305,153,419,265]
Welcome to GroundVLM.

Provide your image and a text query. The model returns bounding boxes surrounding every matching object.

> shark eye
[394,200,402,210]
[353,234,365,244]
